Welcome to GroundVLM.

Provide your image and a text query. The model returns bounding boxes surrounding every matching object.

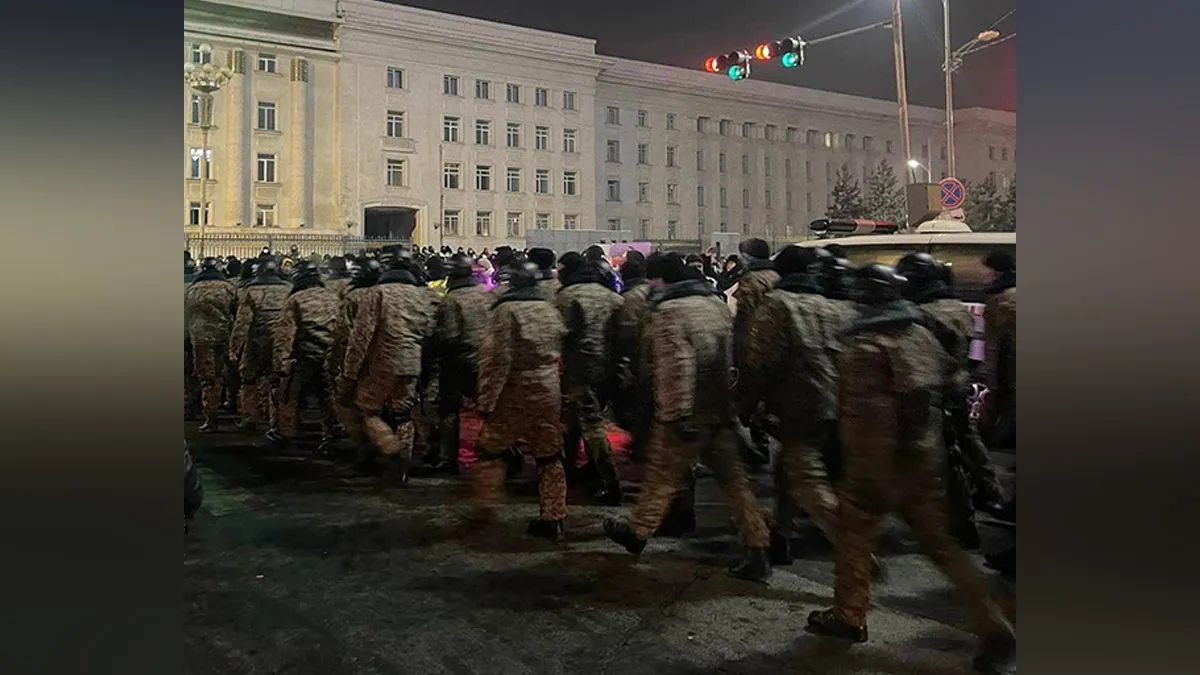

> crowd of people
[184,236,1017,674]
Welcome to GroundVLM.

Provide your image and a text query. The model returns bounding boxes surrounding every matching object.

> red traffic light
[704,56,721,73]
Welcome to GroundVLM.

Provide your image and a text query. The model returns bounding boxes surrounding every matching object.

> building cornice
[185,25,340,55]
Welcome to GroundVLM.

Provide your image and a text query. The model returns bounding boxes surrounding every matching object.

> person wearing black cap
[185,257,237,432]
[527,247,559,299]
[604,253,772,581]
[225,256,242,280]
[980,250,1016,450]
[806,264,1015,675]
[229,258,291,433]
[470,262,569,541]
[732,238,779,470]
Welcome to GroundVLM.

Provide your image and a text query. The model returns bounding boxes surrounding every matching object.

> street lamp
[907,159,930,182]
[942,1,1005,177]
[184,43,233,259]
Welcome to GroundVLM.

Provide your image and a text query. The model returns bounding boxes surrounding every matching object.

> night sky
[386,0,1015,112]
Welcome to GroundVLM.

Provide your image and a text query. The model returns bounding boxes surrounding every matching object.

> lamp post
[184,43,233,259]
[907,159,931,183]
[891,0,913,186]
[943,17,1002,177]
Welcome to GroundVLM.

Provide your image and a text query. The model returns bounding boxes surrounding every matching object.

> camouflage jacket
[650,280,736,425]
[554,281,624,385]
[328,284,374,377]
[915,296,976,396]
[432,279,491,371]
[614,281,654,373]
[184,276,237,346]
[229,278,291,360]
[537,275,561,301]
[324,276,352,300]
[739,274,850,426]
[342,272,435,380]
[732,266,781,361]
[476,288,566,415]
[274,285,339,371]
[982,286,1016,395]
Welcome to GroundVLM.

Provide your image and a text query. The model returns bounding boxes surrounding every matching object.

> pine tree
[998,177,1016,231]
[826,164,865,218]
[863,159,905,225]
[962,174,1002,231]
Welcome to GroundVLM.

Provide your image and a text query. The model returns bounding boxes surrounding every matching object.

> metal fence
[184,232,412,259]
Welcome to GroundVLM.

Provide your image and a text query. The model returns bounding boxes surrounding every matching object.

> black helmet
[225,258,243,278]
[855,264,906,305]
[508,262,540,289]
[896,252,939,286]
[983,250,1015,273]
[425,255,447,281]
[773,245,822,276]
[291,260,321,282]
[820,256,856,301]
[938,261,956,287]
[659,252,690,284]
[447,254,474,280]
[739,237,771,260]
[199,256,220,271]
[256,258,281,279]
[351,257,383,282]
[528,247,556,271]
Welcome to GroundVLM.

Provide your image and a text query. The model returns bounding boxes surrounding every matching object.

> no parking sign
[939,177,966,210]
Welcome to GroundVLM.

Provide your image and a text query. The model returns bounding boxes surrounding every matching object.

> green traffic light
[781,51,801,68]
[727,65,744,80]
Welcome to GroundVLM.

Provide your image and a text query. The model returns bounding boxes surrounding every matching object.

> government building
[184,0,1016,257]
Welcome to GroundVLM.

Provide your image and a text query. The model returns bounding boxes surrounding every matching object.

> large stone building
[184,0,1015,256]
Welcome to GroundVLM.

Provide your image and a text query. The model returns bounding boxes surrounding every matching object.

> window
[505,83,520,104]
[667,183,678,204]
[765,124,777,141]
[386,158,406,187]
[787,127,799,143]
[535,169,550,194]
[826,162,832,182]
[940,145,947,160]
[443,75,460,96]
[606,179,621,202]
[806,191,813,211]
[845,133,856,150]
[506,167,522,193]
[562,90,577,110]
[535,87,549,107]
[443,162,462,189]
[607,218,621,231]
[189,147,213,179]
[256,153,275,182]
[719,221,728,233]
[563,171,578,196]
[742,122,753,138]
[475,211,491,237]
[637,109,648,127]
[564,214,578,230]
[719,119,730,136]
[475,79,491,100]
[696,116,708,133]
[606,139,621,163]
[863,136,873,151]
[785,158,792,177]
[187,201,210,226]
[639,218,650,238]
[474,119,491,146]
[257,54,276,73]
[506,122,521,148]
[742,154,749,174]
[886,140,894,154]
[563,129,577,153]
[535,126,549,150]
[443,116,461,142]
[666,113,676,130]
[720,187,727,207]
[667,221,677,240]
[666,145,677,167]
[807,129,820,146]
[637,143,649,165]
[506,212,522,237]
[387,67,404,89]
[787,191,793,209]
[1002,147,1009,161]
[696,149,704,171]
[189,94,200,124]
[921,143,929,158]
[824,132,834,148]
[742,223,750,235]
[535,213,550,230]
[256,102,276,131]
[255,203,276,227]
[190,43,210,64]
[764,156,771,176]
[742,188,750,208]
[638,182,649,203]
[606,106,620,125]
[719,153,727,173]
[989,146,997,160]
[386,110,404,138]
[765,190,772,209]
[443,210,460,236]
[805,160,812,181]
[475,165,493,191]
[697,186,705,206]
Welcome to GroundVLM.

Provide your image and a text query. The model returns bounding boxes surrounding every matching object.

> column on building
[290,57,314,228]
[224,48,250,228]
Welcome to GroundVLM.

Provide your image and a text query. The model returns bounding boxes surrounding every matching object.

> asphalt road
[184,424,1015,675]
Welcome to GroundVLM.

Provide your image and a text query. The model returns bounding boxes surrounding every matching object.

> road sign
[939,177,966,209]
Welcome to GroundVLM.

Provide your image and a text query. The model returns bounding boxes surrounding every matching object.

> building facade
[184,0,1015,255]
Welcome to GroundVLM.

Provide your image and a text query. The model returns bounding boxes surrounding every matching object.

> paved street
[185,425,1015,675]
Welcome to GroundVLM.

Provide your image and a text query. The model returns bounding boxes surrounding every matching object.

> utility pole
[943,0,956,177]
[891,0,913,185]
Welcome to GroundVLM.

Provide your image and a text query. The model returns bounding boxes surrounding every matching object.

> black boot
[354,445,379,474]
[603,518,647,556]
[198,416,218,434]
[805,609,868,643]
[505,449,524,479]
[381,456,410,487]
[526,518,565,543]
[591,460,623,506]
[973,633,1016,675]
[729,547,772,582]
[769,531,794,566]
[264,428,290,450]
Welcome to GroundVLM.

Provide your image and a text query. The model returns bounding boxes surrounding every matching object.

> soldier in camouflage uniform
[185,257,237,432]
[806,264,1014,675]
[268,261,339,450]
[612,251,653,459]
[324,256,352,300]
[329,258,382,463]
[229,259,291,433]
[427,254,491,473]
[528,247,561,300]
[981,251,1016,450]
[605,254,772,581]
[337,253,435,485]
[556,258,625,503]
[732,238,780,469]
[469,263,569,541]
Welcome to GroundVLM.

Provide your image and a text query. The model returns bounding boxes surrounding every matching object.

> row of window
[187,149,280,183]
[440,116,583,151]
[605,180,814,211]
[441,164,580,195]
[435,74,577,110]
[186,202,278,228]
[441,211,581,237]
[189,43,280,74]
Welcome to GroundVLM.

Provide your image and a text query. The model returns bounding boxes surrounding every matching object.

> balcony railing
[184,231,413,259]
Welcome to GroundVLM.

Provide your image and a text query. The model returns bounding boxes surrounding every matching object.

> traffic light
[765,36,805,68]
[704,50,752,80]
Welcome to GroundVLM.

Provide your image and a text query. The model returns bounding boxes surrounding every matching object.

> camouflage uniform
[184,272,237,421]
[325,275,352,300]
[431,277,491,464]
[338,270,434,463]
[555,277,624,485]
[272,282,339,440]
[732,263,781,464]
[329,282,375,444]
[629,280,770,548]
[537,275,561,301]
[413,287,444,460]
[229,276,291,428]
[612,280,655,453]
[739,274,850,546]
[982,285,1016,448]
[831,302,1013,640]
[470,287,568,520]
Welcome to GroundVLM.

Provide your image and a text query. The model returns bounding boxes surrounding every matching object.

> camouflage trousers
[190,343,227,418]
[631,421,770,548]
[273,359,336,439]
[563,380,616,479]
[832,463,1013,638]
[772,425,840,545]
[470,390,566,521]
[238,344,278,428]
[945,404,1004,503]
[343,371,420,459]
